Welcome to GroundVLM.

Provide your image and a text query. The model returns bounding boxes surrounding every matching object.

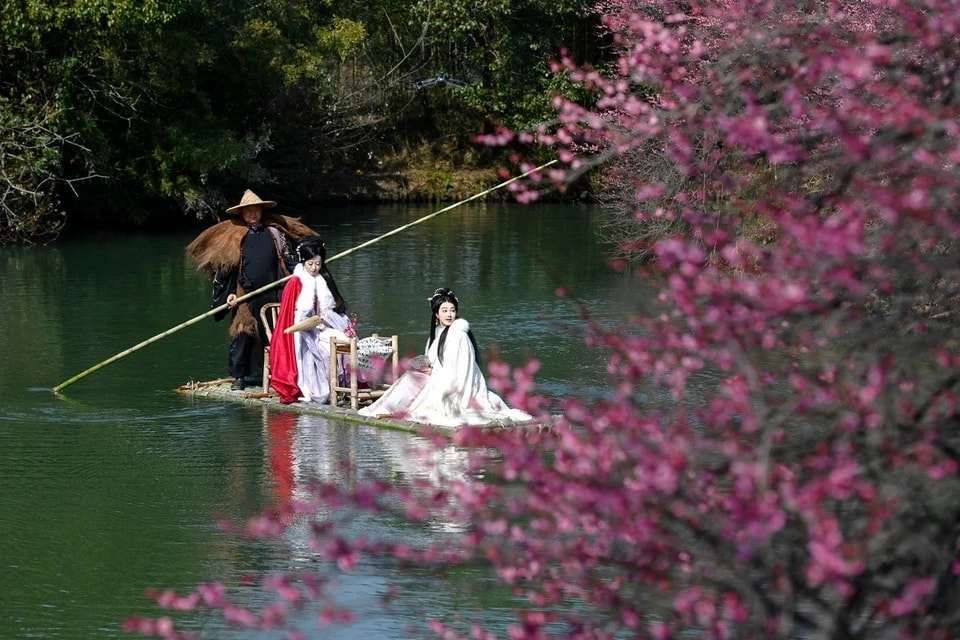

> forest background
[0,0,603,245]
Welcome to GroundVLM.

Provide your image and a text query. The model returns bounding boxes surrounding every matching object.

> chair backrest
[260,303,281,341]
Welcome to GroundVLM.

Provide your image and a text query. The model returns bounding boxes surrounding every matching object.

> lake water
[0,202,651,639]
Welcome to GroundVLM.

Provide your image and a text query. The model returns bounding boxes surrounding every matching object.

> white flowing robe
[359,318,532,427]
[291,264,352,403]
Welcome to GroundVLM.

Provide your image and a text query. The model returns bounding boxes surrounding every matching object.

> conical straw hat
[283,315,324,334]
[225,189,277,214]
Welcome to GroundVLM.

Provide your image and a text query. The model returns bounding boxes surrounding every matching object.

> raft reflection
[263,409,472,538]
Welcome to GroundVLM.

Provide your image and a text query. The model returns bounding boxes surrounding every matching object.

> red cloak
[269,277,303,404]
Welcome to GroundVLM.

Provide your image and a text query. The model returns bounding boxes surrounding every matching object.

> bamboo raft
[177,378,434,433]
[176,378,544,435]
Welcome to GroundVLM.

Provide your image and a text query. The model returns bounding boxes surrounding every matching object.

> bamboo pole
[52,160,558,393]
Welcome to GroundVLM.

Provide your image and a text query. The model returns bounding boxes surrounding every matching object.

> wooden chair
[259,302,281,393]
[329,334,399,410]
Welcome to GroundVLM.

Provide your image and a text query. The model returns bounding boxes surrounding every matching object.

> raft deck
[177,378,540,435]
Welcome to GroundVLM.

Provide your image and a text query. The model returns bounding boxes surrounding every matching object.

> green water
[0,203,650,639]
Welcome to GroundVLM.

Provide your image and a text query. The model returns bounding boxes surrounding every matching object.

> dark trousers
[228,331,264,380]
[226,294,274,380]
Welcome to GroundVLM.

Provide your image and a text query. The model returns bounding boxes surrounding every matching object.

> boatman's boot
[231,377,246,391]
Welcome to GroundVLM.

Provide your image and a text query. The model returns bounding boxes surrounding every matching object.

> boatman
[186,189,317,390]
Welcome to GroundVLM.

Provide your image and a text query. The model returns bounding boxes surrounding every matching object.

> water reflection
[245,410,519,640]
[262,410,472,538]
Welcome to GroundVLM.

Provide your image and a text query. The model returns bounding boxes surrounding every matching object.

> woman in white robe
[359,288,532,427]
[271,237,355,404]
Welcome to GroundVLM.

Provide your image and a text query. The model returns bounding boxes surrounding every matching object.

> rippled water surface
[0,203,649,638]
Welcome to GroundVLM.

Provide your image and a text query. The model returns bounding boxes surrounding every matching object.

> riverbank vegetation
[0,0,604,244]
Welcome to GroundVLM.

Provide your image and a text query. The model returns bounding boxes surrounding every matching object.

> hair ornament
[428,287,457,305]
[296,238,325,262]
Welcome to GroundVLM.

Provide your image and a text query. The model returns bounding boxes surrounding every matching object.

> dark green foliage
[0,0,605,243]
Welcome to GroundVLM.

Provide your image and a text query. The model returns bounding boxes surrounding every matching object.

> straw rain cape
[186,214,317,337]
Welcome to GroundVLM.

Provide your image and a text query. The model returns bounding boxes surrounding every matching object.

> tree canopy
[0,0,602,244]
